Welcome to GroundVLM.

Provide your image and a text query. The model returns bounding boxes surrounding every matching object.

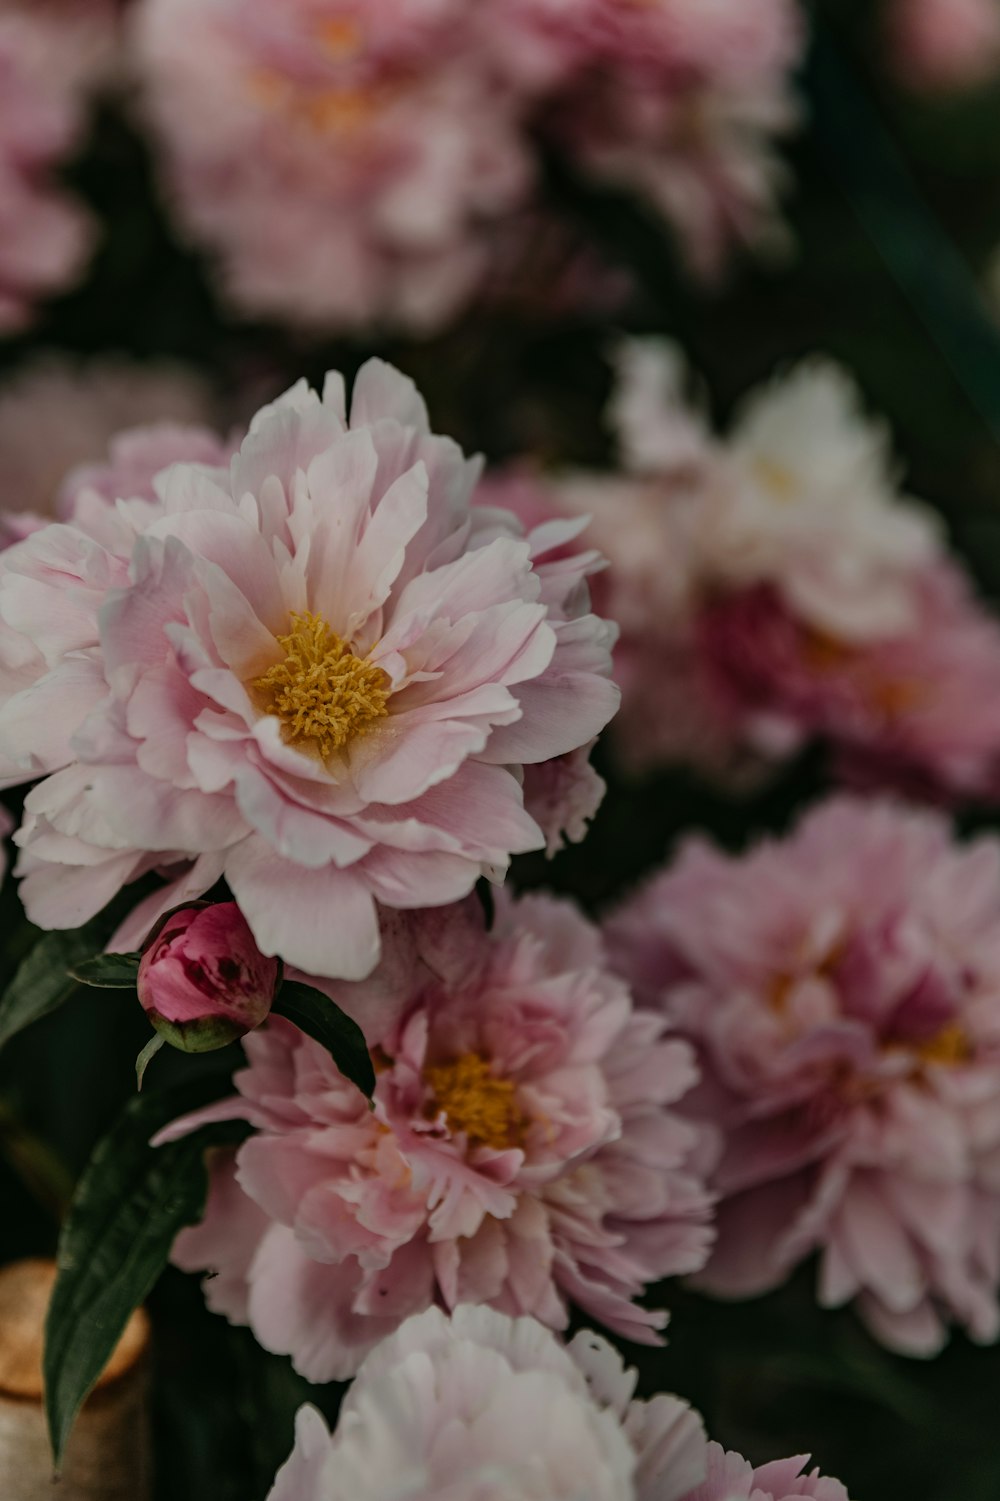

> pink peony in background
[160,891,713,1380]
[886,0,1000,93]
[264,1303,846,1501]
[607,796,1000,1356]
[0,359,617,979]
[501,338,1000,803]
[129,0,803,331]
[0,6,108,334]
[130,0,534,333]
[0,353,222,544]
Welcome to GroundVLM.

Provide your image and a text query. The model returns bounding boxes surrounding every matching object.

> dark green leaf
[44,1078,244,1467]
[68,953,141,989]
[272,980,375,1099]
[0,921,120,1054]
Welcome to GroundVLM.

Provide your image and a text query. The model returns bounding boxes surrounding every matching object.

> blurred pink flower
[886,0,1000,92]
[0,9,104,333]
[161,891,713,1380]
[0,354,221,545]
[607,796,1000,1356]
[131,0,534,332]
[264,1304,847,1501]
[0,360,617,978]
[698,564,1000,803]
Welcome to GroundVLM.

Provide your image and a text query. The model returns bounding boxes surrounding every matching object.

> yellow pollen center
[911,1021,969,1069]
[314,15,363,59]
[424,1054,525,1151]
[252,611,389,758]
[753,457,799,503]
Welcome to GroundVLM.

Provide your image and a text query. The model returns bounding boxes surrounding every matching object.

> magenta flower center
[423,1053,526,1151]
[253,611,390,757]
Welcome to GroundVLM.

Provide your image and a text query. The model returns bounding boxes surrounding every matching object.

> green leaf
[0,921,120,1054]
[68,953,141,989]
[44,1078,244,1467]
[272,980,375,1099]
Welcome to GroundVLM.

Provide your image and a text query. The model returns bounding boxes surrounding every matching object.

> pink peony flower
[266,1305,708,1501]
[130,0,534,332]
[137,900,279,1052]
[264,1304,849,1501]
[0,360,617,978]
[697,564,1000,802]
[0,8,101,333]
[160,891,713,1380]
[607,796,1000,1356]
[0,354,222,545]
[886,0,1000,92]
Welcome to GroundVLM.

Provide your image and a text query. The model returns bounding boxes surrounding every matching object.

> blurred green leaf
[0,921,119,1054]
[68,953,141,989]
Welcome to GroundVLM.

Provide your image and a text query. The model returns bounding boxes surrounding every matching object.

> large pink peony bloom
[131,0,534,332]
[0,8,104,333]
[0,360,617,978]
[0,354,221,544]
[264,1304,847,1501]
[607,797,1000,1356]
[267,1306,706,1501]
[161,892,713,1380]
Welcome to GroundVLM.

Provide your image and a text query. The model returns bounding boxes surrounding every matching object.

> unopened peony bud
[137,902,279,1053]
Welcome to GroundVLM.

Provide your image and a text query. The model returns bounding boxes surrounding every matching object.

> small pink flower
[160,891,713,1380]
[0,360,617,979]
[137,900,279,1052]
[607,796,1000,1356]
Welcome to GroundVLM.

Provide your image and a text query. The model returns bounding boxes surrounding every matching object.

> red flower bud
[137,902,279,1053]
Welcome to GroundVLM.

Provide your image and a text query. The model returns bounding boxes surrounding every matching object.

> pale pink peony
[0,360,617,978]
[0,354,222,544]
[161,891,713,1380]
[131,0,534,332]
[264,1304,848,1501]
[607,796,1000,1356]
[0,8,104,333]
[266,1305,708,1501]
[886,0,1000,92]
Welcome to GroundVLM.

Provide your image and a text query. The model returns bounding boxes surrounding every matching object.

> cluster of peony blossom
[2,350,999,1497]
[488,338,1000,803]
[128,0,803,330]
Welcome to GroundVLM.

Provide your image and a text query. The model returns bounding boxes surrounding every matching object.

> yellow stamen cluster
[424,1054,525,1151]
[253,611,389,758]
[912,1021,970,1069]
